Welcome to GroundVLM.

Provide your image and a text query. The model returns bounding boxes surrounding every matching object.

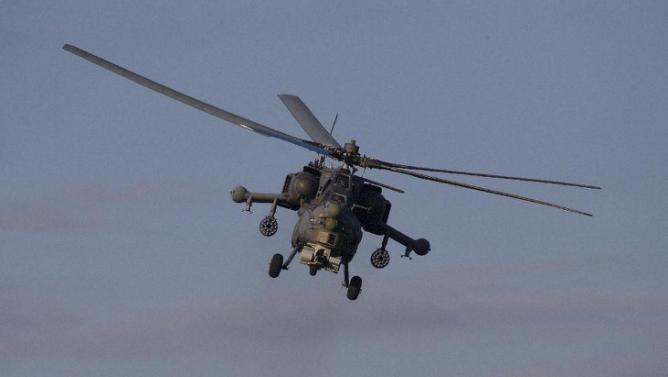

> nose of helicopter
[325,202,342,218]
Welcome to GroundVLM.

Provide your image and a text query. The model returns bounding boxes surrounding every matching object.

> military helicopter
[63,44,600,300]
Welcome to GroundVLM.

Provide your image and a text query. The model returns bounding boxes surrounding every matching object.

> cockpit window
[331,193,346,205]
[335,175,349,188]
[317,173,351,202]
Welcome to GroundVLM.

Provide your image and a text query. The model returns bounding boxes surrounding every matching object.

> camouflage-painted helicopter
[63,44,600,300]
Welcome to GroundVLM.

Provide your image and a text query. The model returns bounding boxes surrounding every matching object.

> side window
[332,193,347,205]
[317,180,330,197]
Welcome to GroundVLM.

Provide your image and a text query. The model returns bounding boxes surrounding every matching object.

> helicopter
[63,44,600,300]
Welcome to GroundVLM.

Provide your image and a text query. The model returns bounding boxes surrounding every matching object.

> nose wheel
[342,263,362,300]
[268,253,283,278]
[268,246,299,279]
[347,276,362,300]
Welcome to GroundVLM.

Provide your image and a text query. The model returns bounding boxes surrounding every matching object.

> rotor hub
[343,139,360,156]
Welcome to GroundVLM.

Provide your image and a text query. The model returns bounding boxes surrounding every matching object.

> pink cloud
[492,367,565,377]
[491,358,667,377]
[3,285,666,361]
[0,205,101,231]
[0,182,219,231]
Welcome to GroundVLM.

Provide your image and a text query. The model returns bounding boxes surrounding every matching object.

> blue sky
[1,1,667,376]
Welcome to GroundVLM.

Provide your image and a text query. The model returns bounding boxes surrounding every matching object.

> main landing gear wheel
[309,265,318,276]
[347,276,362,301]
[370,248,390,269]
[269,253,283,278]
[259,216,278,237]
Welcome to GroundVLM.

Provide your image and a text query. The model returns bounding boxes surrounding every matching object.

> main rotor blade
[374,165,593,216]
[278,94,341,148]
[366,158,600,190]
[360,176,405,194]
[62,44,332,156]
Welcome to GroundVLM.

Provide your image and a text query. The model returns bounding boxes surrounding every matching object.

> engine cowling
[354,184,391,235]
[282,171,319,205]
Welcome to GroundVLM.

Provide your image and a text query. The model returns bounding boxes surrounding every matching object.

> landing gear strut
[282,246,299,270]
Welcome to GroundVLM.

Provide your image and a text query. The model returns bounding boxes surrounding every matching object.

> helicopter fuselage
[62,43,597,301]
[290,166,364,273]
[231,162,429,275]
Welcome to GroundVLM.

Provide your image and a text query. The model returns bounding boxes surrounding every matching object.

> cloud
[491,358,668,377]
[2,256,665,377]
[3,282,666,361]
[0,182,220,231]
[492,367,565,377]
[57,183,220,207]
[0,205,101,231]
[0,283,84,358]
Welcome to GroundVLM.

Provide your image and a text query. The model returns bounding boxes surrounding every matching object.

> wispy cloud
[491,358,668,377]
[2,254,665,377]
[3,281,666,361]
[0,205,101,231]
[0,182,220,232]
[0,283,84,358]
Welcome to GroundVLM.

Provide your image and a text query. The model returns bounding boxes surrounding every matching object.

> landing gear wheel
[309,265,318,276]
[269,253,283,278]
[347,276,362,300]
[259,216,278,237]
[370,248,390,269]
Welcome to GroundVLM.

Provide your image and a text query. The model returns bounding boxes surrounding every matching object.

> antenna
[329,113,339,135]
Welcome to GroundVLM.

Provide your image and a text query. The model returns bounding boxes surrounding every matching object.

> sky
[1,1,667,376]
